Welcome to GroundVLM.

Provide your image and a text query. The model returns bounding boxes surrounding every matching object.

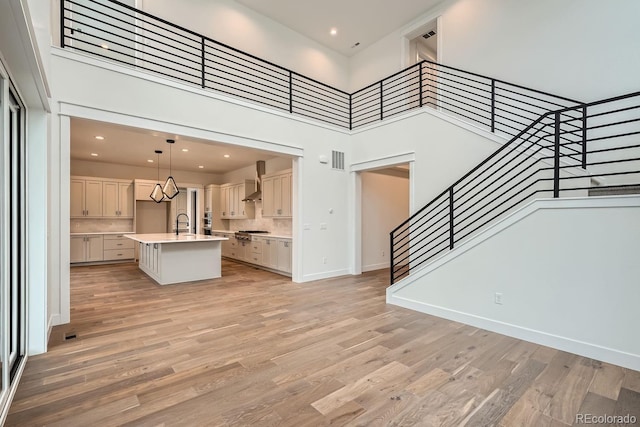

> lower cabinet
[276,240,292,274]
[71,233,135,264]
[103,234,135,261]
[70,235,104,263]
[138,242,160,275]
[261,238,279,270]
[212,232,292,276]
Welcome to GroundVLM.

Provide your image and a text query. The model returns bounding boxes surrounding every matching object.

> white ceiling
[70,118,282,175]
[234,0,444,57]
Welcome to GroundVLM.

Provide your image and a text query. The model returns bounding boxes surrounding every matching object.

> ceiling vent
[422,30,437,39]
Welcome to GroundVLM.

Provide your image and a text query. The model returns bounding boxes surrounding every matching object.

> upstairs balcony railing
[60,0,580,134]
[390,91,640,284]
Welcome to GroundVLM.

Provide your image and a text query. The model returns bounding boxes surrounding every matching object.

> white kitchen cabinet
[219,180,255,219]
[247,239,262,265]
[134,179,163,201]
[204,185,214,212]
[70,178,103,218]
[277,239,292,274]
[103,180,134,217]
[262,170,292,218]
[70,235,104,263]
[103,234,135,261]
[261,238,279,270]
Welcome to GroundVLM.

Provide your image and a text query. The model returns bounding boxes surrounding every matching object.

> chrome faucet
[175,213,190,235]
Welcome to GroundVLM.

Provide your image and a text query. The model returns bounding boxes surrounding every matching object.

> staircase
[390,91,640,284]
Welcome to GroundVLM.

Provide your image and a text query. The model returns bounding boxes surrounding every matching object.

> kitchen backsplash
[71,218,134,233]
[228,201,292,235]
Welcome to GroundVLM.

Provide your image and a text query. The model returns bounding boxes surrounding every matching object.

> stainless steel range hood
[242,160,266,202]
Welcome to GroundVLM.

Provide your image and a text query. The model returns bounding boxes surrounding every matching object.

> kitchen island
[126,233,228,285]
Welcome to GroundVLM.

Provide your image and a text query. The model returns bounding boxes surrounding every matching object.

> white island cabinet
[126,234,228,285]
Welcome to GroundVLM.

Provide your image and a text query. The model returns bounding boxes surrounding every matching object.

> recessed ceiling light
[147,159,154,163]
[90,153,98,157]
[100,43,109,50]
[198,165,204,169]
[330,28,338,36]
[182,148,189,152]
[223,154,230,158]
[95,135,104,140]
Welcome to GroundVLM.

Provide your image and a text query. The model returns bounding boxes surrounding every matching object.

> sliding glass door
[0,65,27,416]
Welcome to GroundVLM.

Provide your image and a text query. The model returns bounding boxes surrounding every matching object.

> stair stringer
[387,195,640,371]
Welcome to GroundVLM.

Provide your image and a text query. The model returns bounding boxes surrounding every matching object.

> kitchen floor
[6,262,640,426]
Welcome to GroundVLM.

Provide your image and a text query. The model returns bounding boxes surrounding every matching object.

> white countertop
[70,231,135,236]
[210,230,292,240]
[126,233,228,244]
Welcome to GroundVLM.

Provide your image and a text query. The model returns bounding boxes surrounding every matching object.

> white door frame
[349,153,415,276]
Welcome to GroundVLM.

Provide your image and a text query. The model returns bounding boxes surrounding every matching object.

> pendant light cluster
[149,139,181,203]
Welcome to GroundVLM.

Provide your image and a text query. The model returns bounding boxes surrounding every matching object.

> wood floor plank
[5,262,638,426]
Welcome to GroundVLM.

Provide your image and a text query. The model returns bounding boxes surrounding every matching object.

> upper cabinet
[204,185,213,212]
[262,169,292,218]
[71,176,133,219]
[219,180,255,220]
[70,178,103,218]
[103,180,134,217]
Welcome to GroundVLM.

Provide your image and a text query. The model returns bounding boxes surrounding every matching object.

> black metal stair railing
[390,91,640,284]
[61,0,580,133]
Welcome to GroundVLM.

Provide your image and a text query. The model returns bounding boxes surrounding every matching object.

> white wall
[352,109,504,210]
[361,171,409,271]
[140,0,350,91]
[389,196,640,371]
[70,159,222,185]
[349,0,640,100]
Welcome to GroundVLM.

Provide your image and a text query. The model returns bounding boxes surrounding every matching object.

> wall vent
[332,151,345,171]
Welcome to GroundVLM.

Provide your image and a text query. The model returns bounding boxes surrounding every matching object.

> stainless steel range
[234,230,269,241]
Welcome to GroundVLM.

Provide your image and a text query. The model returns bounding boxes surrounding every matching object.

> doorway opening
[357,164,410,274]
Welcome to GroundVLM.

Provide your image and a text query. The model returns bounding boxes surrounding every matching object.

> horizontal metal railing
[60,0,351,128]
[351,60,581,135]
[390,91,640,284]
[60,0,580,133]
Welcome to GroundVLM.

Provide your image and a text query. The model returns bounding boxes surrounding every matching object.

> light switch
[304,223,311,230]
[320,223,327,230]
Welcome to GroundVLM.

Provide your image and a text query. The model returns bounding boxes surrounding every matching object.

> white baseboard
[362,262,388,272]
[388,293,640,372]
[302,268,350,282]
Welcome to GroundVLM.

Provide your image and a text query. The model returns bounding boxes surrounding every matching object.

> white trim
[349,153,414,277]
[292,156,303,283]
[388,294,640,371]
[362,262,388,273]
[59,102,305,157]
[59,115,71,324]
[351,152,416,172]
[52,48,350,135]
[301,269,350,282]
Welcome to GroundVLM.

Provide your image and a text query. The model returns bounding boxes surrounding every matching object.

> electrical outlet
[322,257,327,264]
[382,251,385,257]
[494,292,503,305]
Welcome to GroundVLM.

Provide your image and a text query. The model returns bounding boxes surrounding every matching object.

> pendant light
[162,139,180,199]
[150,150,165,203]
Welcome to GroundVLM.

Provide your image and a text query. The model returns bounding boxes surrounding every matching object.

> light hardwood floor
[7,261,640,426]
